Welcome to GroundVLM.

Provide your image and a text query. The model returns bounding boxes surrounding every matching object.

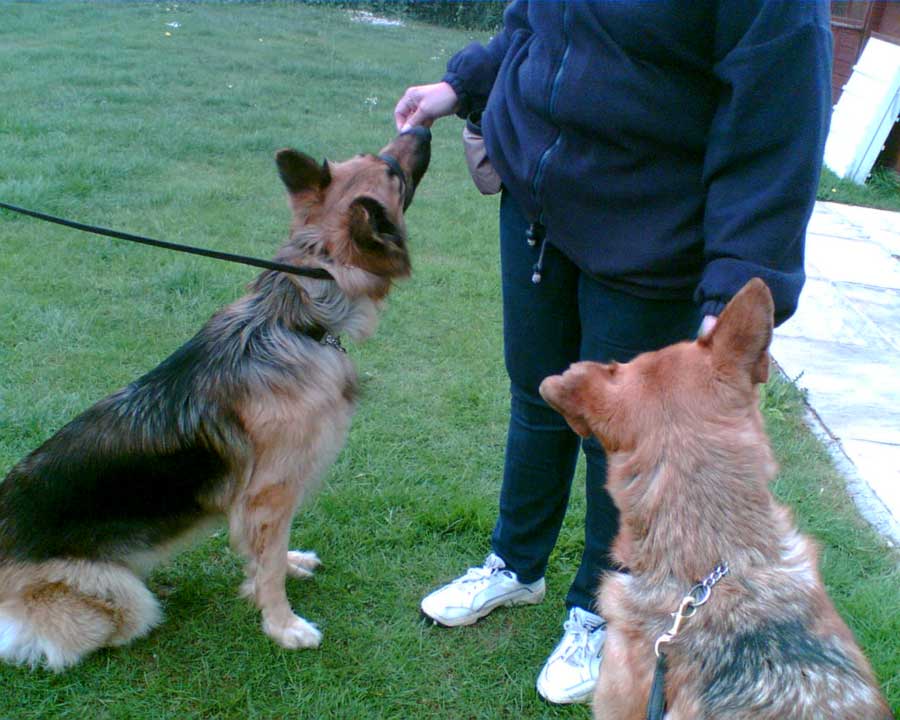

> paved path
[772,201,900,545]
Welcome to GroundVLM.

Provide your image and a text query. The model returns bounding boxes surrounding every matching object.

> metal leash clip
[654,594,696,657]
[654,562,730,657]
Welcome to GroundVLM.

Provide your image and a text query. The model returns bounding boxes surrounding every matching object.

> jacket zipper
[531,0,571,201]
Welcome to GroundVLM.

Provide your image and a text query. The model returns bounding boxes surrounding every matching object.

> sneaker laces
[455,553,512,594]
[558,609,606,666]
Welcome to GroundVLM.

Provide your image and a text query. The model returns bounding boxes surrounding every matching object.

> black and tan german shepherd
[0,128,430,670]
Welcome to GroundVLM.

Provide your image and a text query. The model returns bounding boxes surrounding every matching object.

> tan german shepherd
[540,279,892,719]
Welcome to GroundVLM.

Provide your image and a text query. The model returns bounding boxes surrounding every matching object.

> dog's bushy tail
[0,559,161,671]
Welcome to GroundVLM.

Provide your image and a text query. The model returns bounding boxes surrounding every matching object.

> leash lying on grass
[0,200,335,281]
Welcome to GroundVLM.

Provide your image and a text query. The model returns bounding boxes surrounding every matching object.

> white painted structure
[824,37,900,184]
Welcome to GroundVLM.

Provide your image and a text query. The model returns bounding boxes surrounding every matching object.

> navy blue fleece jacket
[443,0,832,324]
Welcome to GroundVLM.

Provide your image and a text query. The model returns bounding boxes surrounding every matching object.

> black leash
[0,201,334,281]
[646,652,668,720]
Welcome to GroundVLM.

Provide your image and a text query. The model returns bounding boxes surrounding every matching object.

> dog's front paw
[286,550,321,580]
[238,577,256,599]
[263,614,323,650]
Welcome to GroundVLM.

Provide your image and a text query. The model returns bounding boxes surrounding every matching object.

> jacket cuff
[699,299,727,319]
[442,72,472,119]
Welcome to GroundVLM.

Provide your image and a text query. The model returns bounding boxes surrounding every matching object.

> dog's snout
[400,125,432,143]
[380,128,431,207]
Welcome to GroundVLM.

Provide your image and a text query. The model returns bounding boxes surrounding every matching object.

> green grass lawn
[0,4,897,718]
[818,166,900,212]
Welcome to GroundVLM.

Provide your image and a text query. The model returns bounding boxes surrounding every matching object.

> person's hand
[394,82,459,132]
[698,315,718,338]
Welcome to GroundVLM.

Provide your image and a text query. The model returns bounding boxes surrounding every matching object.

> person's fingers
[698,314,718,338]
[393,89,420,131]
[400,108,434,133]
[395,82,459,131]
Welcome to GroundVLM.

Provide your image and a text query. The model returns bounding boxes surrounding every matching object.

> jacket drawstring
[526,220,547,284]
[532,239,548,284]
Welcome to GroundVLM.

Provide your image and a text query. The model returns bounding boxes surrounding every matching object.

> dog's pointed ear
[699,279,774,385]
[275,149,331,194]
[348,196,400,251]
[539,365,597,438]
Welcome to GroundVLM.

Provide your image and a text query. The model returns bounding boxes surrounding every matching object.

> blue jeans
[491,192,702,612]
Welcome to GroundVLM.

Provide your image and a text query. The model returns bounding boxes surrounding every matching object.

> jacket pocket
[462,112,502,195]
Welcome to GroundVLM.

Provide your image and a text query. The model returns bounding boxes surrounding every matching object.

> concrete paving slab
[805,202,859,236]
[772,335,900,446]
[825,203,900,257]
[840,284,900,352]
[841,439,900,524]
[804,234,900,288]
[799,408,900,544]
[773,201,900,546]
[775,277,877,347]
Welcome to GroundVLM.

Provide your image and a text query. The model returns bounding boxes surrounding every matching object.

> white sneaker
[420,553,545,627]
[536,606,607,704]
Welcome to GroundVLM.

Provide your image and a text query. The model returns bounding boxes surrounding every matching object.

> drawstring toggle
[525,221,545,247]
[531,235,548,284]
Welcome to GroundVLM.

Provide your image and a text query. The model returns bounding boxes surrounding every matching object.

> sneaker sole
[537,691,594,706]
[420,589,545,628]
[536,679,595,706]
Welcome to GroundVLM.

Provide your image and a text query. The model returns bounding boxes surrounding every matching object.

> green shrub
[401,0,507,31]
[296,0,507,31]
